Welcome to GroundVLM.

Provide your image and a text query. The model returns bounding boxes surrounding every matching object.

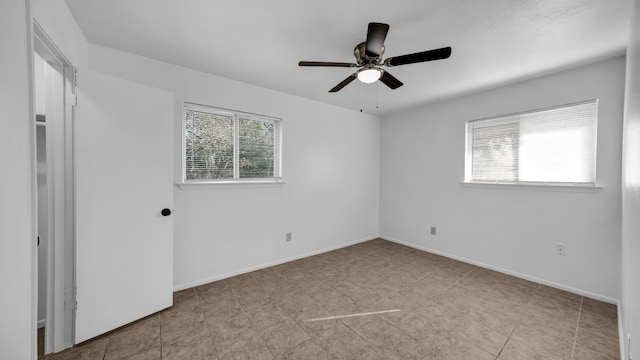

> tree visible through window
[183,103,281,182]
[239,118,275,178]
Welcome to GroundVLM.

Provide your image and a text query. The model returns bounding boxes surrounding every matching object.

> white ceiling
[64,0,632,115]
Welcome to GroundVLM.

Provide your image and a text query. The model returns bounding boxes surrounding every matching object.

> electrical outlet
[285,232,292,242]
[555,244,566,256]
[430,226,437,235]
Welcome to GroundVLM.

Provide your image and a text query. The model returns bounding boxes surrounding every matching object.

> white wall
[380,57,625,301]
[621,0,640,357]
[0,0,36,358]
[87,44,381,289]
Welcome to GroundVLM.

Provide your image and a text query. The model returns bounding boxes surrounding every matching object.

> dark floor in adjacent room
[42,239,619,359]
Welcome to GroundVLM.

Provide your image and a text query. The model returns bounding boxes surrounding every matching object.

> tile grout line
[101,335,111,360]
[437,267,476,294]
[494,283,541,360]
[281,338,315,358]
[495,326,518,360]
[192,287,221,360]
[570,296,584,360]
[232,273,306,359]
[339,317,373,346]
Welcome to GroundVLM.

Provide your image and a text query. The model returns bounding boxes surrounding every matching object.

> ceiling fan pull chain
[360,81,364,112]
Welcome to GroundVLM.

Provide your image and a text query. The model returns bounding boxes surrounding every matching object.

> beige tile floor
[42,239,619,359]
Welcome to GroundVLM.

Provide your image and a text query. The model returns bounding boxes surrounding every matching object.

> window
[465,100,598,186]
[183,102,282,183]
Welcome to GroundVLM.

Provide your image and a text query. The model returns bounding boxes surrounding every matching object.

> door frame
[33,20,77,354]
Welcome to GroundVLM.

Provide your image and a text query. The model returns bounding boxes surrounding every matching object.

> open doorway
[33,22,77,356]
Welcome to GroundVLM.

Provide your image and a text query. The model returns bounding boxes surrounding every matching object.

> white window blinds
[465,100,598,185]
[184,108,235,180]
[183,102,282,182]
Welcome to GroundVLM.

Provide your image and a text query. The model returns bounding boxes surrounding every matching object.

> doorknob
[161,208,172,216]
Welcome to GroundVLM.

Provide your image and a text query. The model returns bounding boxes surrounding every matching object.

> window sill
[177,179,286,190]
[460,181,603,192]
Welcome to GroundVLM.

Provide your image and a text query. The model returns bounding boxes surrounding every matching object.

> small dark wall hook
[161,208,172,216]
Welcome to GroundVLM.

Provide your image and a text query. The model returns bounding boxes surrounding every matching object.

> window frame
[463,99,599,188]
[180,102,283,186]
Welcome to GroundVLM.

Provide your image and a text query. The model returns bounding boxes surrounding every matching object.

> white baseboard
[173,235,377,292]
[379,235,619,305]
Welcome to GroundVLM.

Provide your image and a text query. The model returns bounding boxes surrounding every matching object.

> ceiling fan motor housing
[354,42,384,65]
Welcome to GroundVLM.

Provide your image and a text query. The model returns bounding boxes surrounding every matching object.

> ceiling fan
[299,22,452,92]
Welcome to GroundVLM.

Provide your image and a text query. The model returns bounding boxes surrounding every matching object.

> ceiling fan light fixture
[357,68,382,84]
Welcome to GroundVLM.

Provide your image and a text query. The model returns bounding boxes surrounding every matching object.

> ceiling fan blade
[384,47,452,67]
[299,61,357,67]
[365,22,390,58]
[379,70,403,89]
[329,73,358,92]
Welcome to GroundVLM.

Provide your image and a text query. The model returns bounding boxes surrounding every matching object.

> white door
[75,70,174,343]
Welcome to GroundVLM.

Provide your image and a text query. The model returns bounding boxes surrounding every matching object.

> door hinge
[66,92,77,107]
[67,67,78,107]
